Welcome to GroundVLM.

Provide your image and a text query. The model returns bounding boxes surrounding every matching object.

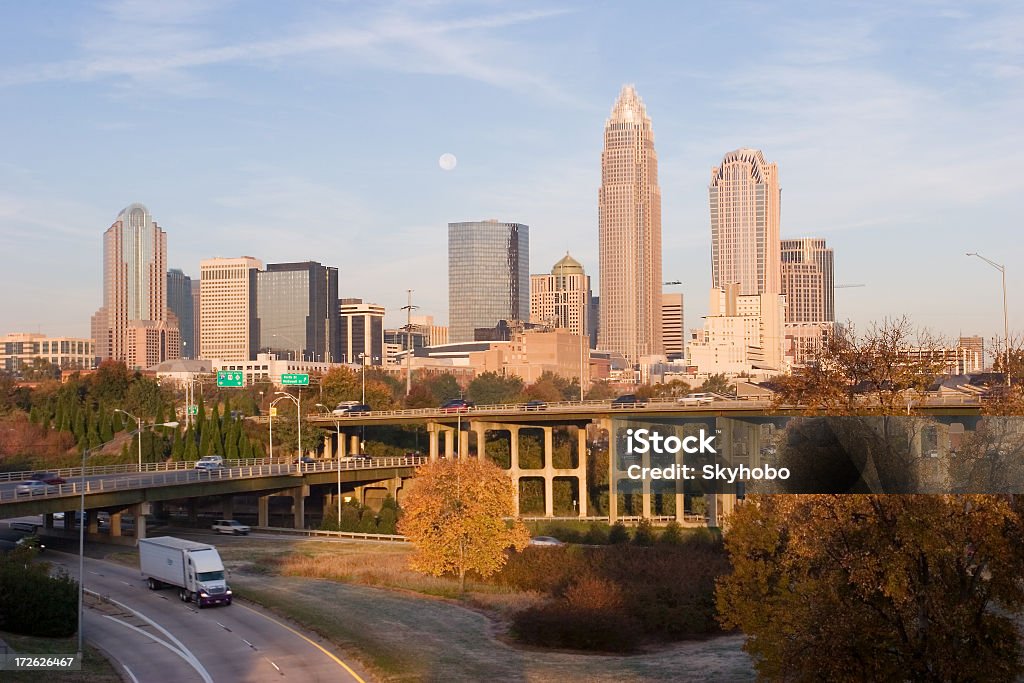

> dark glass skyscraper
[448,220,529,343]
[167,268,195,358]
[255,262,339,362]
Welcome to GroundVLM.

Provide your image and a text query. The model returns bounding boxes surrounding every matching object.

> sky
[1,0,1021,349]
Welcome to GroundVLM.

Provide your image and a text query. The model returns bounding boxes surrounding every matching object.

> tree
[717,494,1024,681]
[584,380,616,401]
[698,373,733,396]
[399,458,529,593]
[467,371,524,406]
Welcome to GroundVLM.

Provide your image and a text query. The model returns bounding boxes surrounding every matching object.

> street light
[358,353,367,404]
[966,253,1011,387]
[113,409,179,469]
[317,403,343,527]
[274,391,301,471]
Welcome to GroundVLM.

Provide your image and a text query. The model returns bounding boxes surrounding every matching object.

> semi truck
[138,536,233,607]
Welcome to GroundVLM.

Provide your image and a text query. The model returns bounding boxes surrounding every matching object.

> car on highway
[211,519,251,535]
[195,455,225,471]
[15,480,56,496]
[528,536,565,547]
[294,455,316,465]
[30,471,66,485]
[611,394,647,408]
[16,534,45,552]
[332,401,371,416]
[439,398,474,413]
[678,392,715,406]
[522,400,548,411]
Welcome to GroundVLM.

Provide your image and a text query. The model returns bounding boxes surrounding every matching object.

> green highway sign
[281,373,310,386]
[217,371,244,387]
[187,405,199,415]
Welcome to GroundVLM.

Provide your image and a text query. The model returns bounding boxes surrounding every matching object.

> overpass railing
[0,456,427,504]
[254,525,408,542]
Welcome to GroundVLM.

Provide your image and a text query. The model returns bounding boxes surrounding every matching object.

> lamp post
[274,391,301,470]
[966,253,1011,387]
[113,409,179,469]
[358,353,367,404]
[317,403,343,527]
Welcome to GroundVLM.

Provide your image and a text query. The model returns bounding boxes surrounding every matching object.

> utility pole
[402,289,419,396]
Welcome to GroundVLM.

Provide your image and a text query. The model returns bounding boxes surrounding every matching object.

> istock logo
[625,428,717,455]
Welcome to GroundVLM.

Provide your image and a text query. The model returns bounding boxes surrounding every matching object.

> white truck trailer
[138,536,233,607]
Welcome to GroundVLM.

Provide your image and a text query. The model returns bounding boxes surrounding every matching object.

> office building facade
[598,85,663,365]
[339,299,385,366]
[661,293,685,361]
[530,252,591,338]
[710,149,781,296]
[1,333,95,374]
[199,256,262,361]
[167,268,196,359]
[448,220,529,343]
[255,262,339,362]
[91,203,179,367]
[781,238,834,322]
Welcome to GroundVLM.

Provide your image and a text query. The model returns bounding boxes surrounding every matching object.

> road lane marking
[122,664,140,683]
[102,615,213,683]
[242,638,258,650]
[216,621,232,632]
[266,657,282,674]
[236,602,366,682]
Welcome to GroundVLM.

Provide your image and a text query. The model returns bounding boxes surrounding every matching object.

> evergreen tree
[88,410,102,449]
[377,507,397,534]
[184,427,199,461]
[239,433,252,459]
[73,406,86,441]
[155,403,166,426]
[171,431,185,460]
[199,417,213,456]
[357,509,378,533]
[99,408,114,442]
[209,404,223,454]
[29,406,41,424]
[225,427,239,459]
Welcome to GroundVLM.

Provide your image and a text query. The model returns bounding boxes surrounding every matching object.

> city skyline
[0,2,1021,345]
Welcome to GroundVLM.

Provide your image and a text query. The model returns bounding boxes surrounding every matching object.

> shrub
[0,552,78,637]
[377,507,397,534]
[357,510,378,533]
[632,519,655,546]
[511,604,642,652]
[563,574,623,611]
[608,521,630,544]
[583,522,609,545]
[658,521,685,545]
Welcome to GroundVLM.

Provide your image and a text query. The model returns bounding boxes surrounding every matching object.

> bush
[608,521,630,544]
[583,523,609,545]
[0,552,78,637]
[632,519,655,546]
[511,604,642,652]
[658,521,685,545]
[377,507,397,534]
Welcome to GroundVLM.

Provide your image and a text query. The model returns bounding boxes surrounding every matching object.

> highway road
[45,550,367,683]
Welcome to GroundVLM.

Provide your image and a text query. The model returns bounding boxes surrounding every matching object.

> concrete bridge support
[111,511,123,538]
[291,486,308,529]
[43,513,54,530]
[222,495,234,520]
[130,503,146,541]
[258,494,270,527]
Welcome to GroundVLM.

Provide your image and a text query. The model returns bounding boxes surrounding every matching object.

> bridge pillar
[601,418,618,524]
[427,423,440,461]
[442,428,453,458]
[324,431,333,459]
[131,504,147,541]
[258,494,270,527]
[473,424,487,459]
[509,425,521,515]
[353,485,365,506]
[641,435,652,519]
[87,511,99,535]
[187,499,198,526]
[222,495,234,520]
[292,486,307,529]
[349,434,361,456]
[43,513,54,530]
[577,428,588,517]
[336,430,347,458]
[459,429,470,458]
[543,426,554,517]
[110,511,122,537]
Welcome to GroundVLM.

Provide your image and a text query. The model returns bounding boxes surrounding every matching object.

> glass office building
[448,220,529,343]
[255,262,339,362]
[167,268,195,358]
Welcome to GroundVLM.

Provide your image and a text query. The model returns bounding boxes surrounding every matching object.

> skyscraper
[167,268,195,358]
[448,220,529,343]
[530,252,591,337]
[661,293,685,361]
[91,203,179,368]
[255,262,339,362]
[199,256,262,361]
[709,149,781,296]
[338,298,385,365]
[781,238,834,322]
[598,85,663,365]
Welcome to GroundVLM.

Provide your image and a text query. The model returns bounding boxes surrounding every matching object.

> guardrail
[0,456,296,483]
[253,526,408,542]
[0,457,427,505]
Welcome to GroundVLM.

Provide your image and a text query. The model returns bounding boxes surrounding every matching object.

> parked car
[16,480,56,496]
[30,472,66,485]
[522,400,548,411]
[528,536,565,547]
[211,519,251,535]
[195,455,225,471]
[294,455,316,465]
[678,392,715,406]
[611,394,647,408]
[440,398,474,413]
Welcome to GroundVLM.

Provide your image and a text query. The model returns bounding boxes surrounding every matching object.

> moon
[439,153,457,171]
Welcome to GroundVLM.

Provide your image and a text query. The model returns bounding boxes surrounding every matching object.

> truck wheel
[148,578,158,590]
[195,594,204,608]
[179,589,187,602]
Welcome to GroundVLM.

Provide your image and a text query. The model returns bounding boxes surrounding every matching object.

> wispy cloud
[0,2,572,100]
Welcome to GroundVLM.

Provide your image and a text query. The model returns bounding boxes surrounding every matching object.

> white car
[195,455,225,470]
[678,392,715,406]
[211,519,251,535]
[15,480,55,496]
[528,536,565,547]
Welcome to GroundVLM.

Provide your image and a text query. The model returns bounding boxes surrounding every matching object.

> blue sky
[1,0,1021,349]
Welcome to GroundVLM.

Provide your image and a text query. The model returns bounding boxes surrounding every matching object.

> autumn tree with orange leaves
[399,458,529,593]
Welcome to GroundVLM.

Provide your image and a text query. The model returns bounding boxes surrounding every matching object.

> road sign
[217,371,244,387]
[281,373,310,386]
[270,406,278,417]
[187,405,198,415]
